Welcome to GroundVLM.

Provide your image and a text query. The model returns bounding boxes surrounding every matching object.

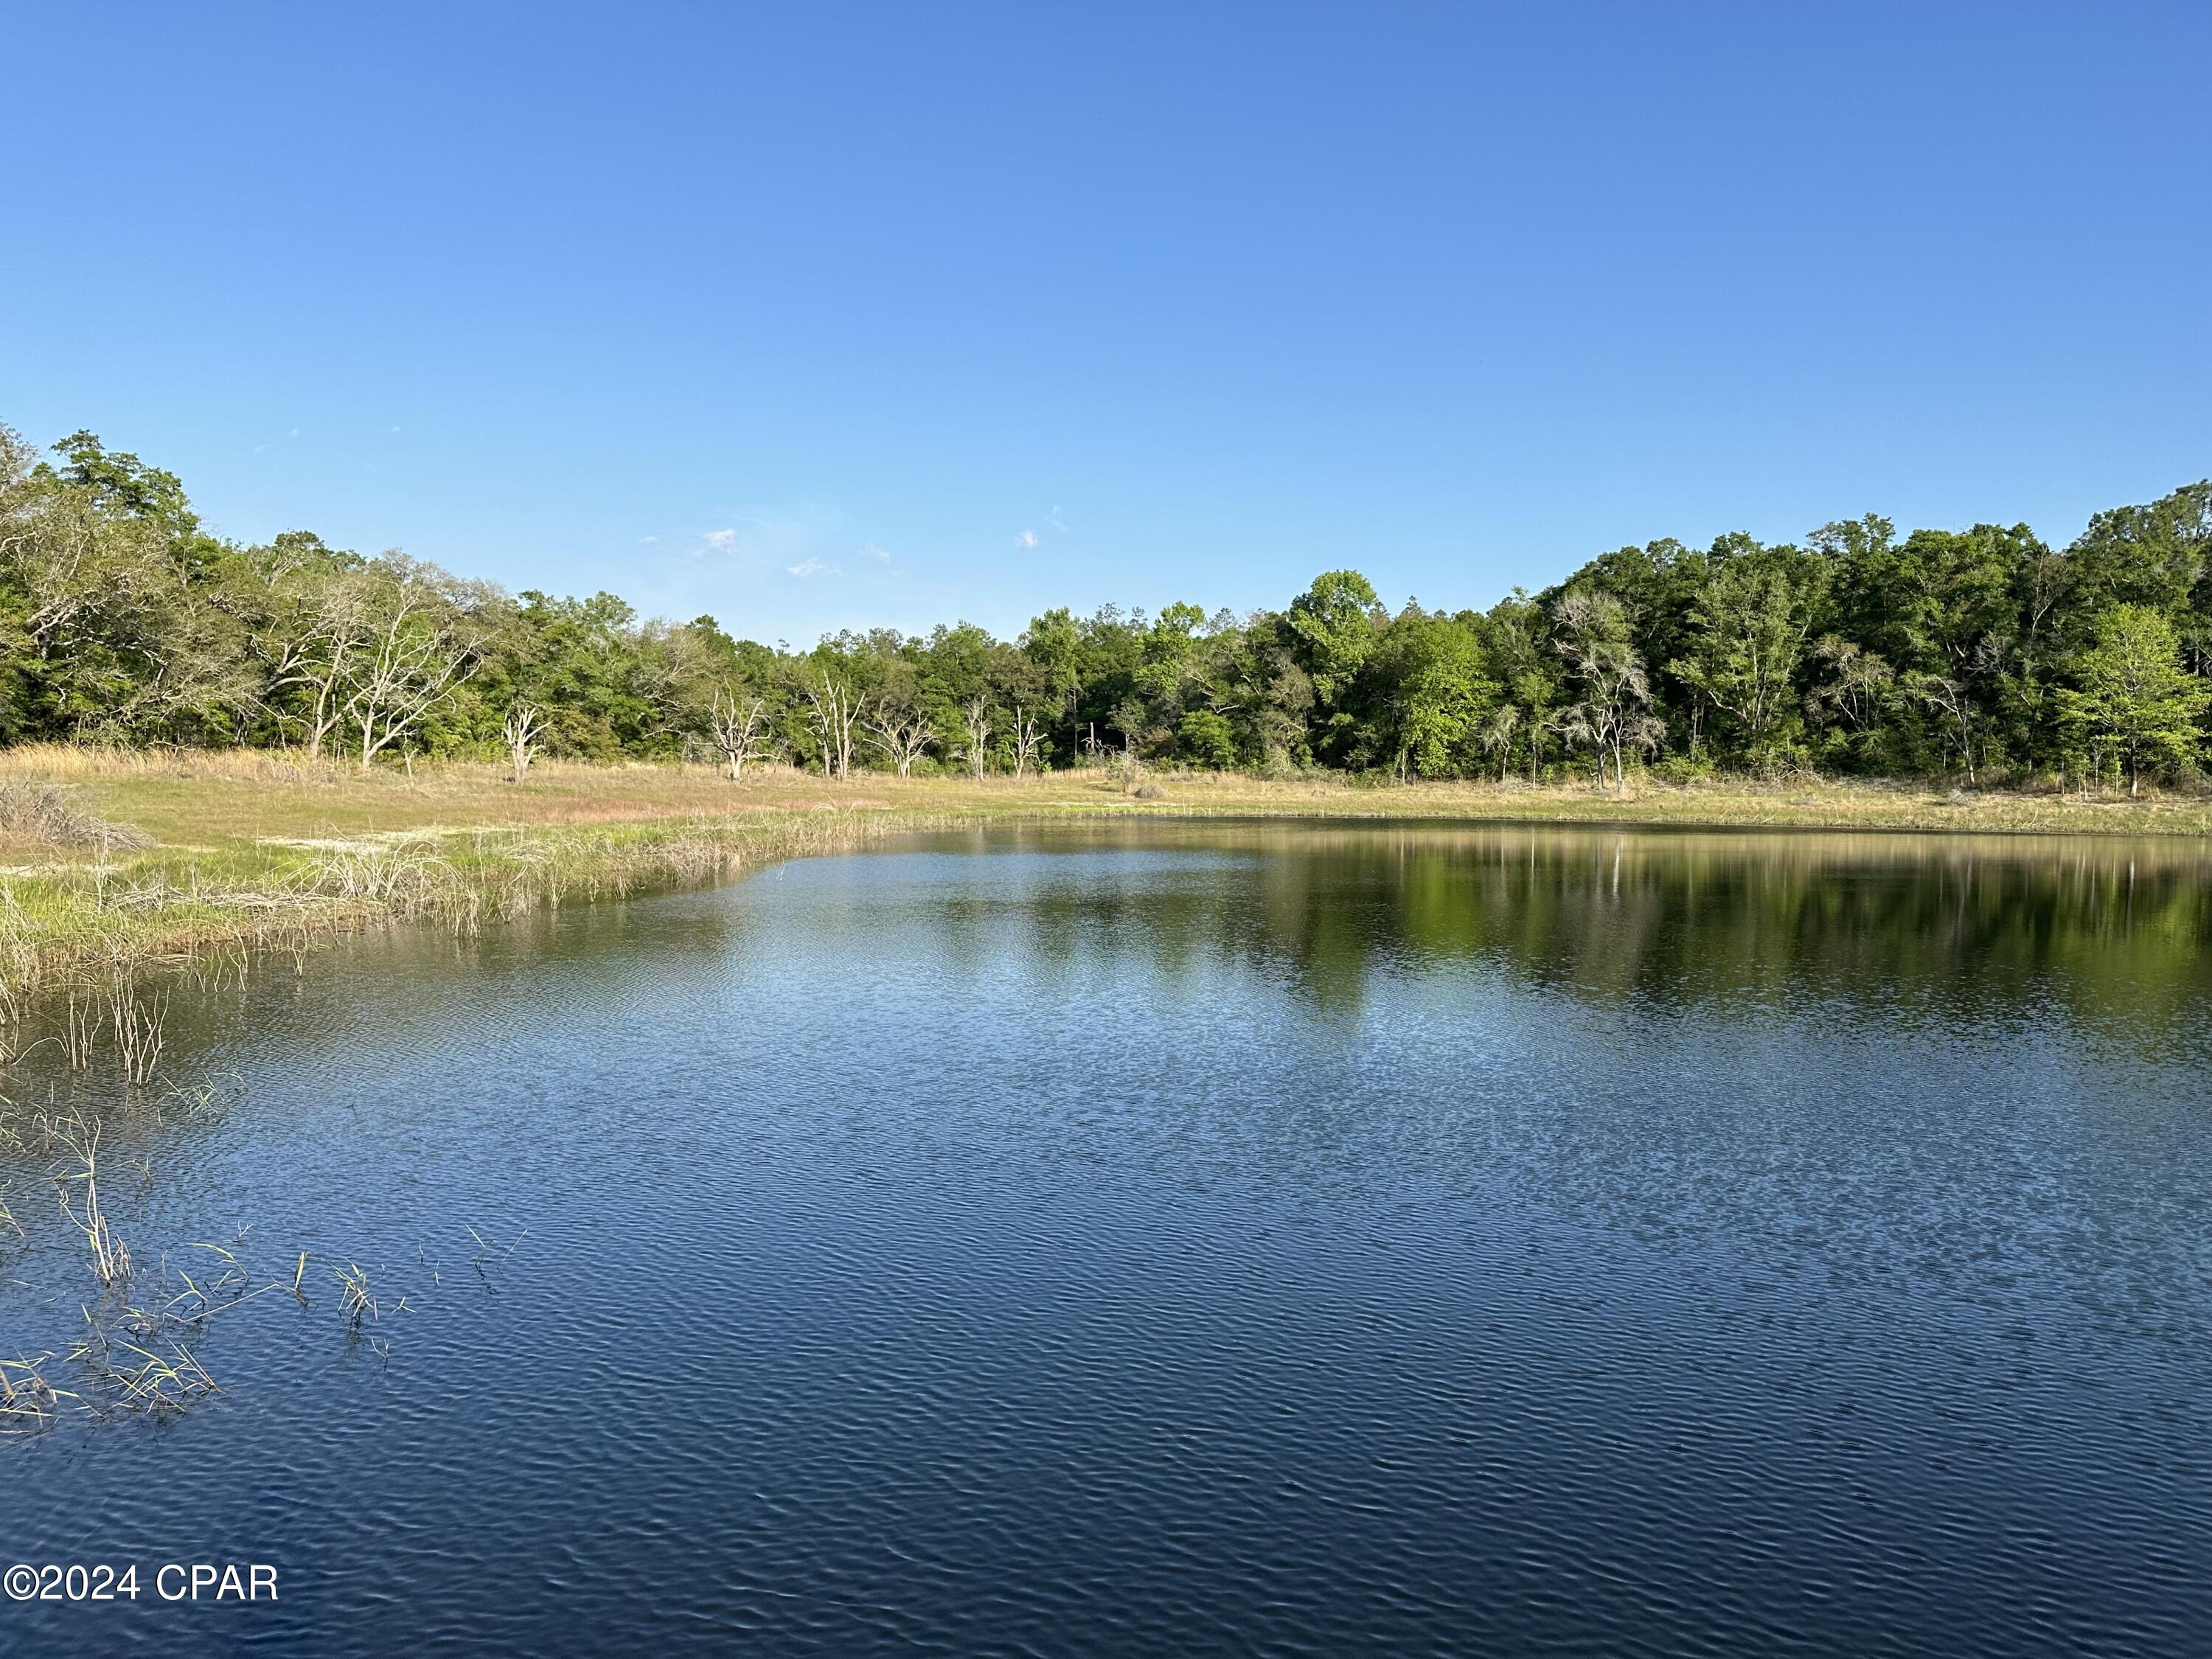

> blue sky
[4,3,2207,643]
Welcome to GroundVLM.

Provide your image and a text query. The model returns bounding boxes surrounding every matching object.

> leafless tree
[1807,636,1893,733]
[341,556,493,771]
[1008,704,1046,778]
[865,703,933,776]
[961,696,993,780]
[710,687,773,781]
[1908,672,1979,785]
[624,619,719,750]
[803,671,867,779]
[504,701,548,785]
[1552,591,1657,794]
[238,538,375,762]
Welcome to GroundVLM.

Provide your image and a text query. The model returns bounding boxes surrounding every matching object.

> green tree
[1368,608,1497,779]
[1667,543,1823,766]
[2055,605,2210,796]
[1177,708,1237,768]
[1286,571,1380,705]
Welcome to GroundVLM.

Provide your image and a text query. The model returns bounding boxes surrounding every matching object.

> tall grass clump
[0,780,152,851]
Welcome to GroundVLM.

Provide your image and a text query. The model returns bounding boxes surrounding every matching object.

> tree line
[3,421,2208,793]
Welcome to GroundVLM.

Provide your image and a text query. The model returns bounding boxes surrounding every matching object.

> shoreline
[2,747,2208,1009]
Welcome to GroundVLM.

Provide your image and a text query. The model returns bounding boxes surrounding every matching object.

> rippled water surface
[5,821,2212,1656]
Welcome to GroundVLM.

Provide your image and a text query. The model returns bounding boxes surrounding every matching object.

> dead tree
[803,672,866,780]
[709,688,773,782]
[504,701,548,785]
[960,697,993,780]
[1009,704,1046,778]
[865,705,933,776]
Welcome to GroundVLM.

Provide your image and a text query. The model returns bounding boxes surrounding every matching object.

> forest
[3,421,2208,795]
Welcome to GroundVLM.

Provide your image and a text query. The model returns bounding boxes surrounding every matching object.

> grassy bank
[1,742,2209,1009]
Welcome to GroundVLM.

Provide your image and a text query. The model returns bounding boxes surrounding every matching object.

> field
[1,742,2209,1004]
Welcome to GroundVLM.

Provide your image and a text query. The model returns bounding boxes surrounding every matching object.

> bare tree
[1552,590,1657,794]
[709,686,773,781]
[1008,704,1046,778]
[624,619,719,751]
[802,671,867,779]
[341,556,492,771]
[240,535,375,762]
[961,696,993,780]
[865,703,933,776]
[1908,672,1978,785]
[504,701,548,785]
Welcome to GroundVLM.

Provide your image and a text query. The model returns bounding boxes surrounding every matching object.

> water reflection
[896,821,2212,1034]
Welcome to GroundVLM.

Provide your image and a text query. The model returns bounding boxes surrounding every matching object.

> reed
[334,1260,379,1327]
[52,1114,131,1289]
[61,979,100,1069]
[107,971,168,1084]
[67,1318,218,1418]
[0,1353,72,1435]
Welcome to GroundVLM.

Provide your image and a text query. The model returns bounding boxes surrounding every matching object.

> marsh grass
[107,973,168,1084]
[0,779,151,851]
[52,1113,131,1290]
[333,1260,378,1328]
[60,981,100,1069]
[0,1053,501,1436]
[68,1315,219,1419]
[0,1352,71,1433]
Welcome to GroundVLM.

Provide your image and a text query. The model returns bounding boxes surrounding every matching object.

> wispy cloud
[787,557,838,579]
[862,543,893,563]
[1016,529,1039,550]
[702,528,737,552]
[1047,505,1068,534]
[639,535,659,545]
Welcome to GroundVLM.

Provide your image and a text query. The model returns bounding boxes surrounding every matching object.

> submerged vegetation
[0,1064,521,1439]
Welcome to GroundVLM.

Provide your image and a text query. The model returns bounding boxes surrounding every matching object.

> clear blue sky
[5,3,2207,644]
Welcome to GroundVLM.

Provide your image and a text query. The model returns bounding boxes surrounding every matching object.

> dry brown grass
[0,779,150,850]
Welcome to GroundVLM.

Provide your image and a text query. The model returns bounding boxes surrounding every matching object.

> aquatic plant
[108,970,167,1083]
[0,1353,70,1435]
[52,1113,131,1290]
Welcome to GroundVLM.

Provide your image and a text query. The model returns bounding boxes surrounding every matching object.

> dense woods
[4,421,2208,793]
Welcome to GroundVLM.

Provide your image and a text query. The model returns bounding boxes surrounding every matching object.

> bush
[1648,754,1714,786]
[0,782,150,849]
[1177,710,1237,770]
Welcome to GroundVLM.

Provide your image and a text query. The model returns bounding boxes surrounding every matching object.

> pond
[4,821,2211,1656]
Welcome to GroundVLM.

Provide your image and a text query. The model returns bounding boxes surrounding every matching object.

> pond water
[4,821,2211,1656]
